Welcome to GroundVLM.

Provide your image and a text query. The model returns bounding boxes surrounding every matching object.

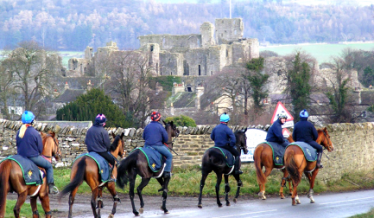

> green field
[260,42,374,64]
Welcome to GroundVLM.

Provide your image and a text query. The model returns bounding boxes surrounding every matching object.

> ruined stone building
[66,18,259,78]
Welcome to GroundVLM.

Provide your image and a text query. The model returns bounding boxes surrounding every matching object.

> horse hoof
[261,196,267,200]
[198,204,203,208]
[218,204,223,207]
[280,195,285,199]
[139,208,144,214]
[134,212,139,216]
[233,198,237,203]
[292,203,297,206]
[108,214,114,218]
[164,211,169,214]
[226,202,230,206]
[296,200,301,204]
[310,198,315,203]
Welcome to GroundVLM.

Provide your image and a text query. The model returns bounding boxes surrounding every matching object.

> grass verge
[5,200,44,218]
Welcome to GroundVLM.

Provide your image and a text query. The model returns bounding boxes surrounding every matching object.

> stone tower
[146,43,160,76]
[215,18,244,44]
[200,22,215,48]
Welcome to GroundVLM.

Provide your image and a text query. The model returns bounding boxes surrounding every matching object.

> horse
[58,132,125,218]
[284,127,334,206]
[254,135,294,200]
[116,120,179,216]
[0,131,61,218]
[198,129,248,208]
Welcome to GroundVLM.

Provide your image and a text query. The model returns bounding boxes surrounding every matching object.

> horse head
[41,131,61,161]
[163,120,179,149]
[318,127,334,152]
[235,128,248,154]
[111,132,125,159]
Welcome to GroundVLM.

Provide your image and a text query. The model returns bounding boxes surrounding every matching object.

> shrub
[165,115,197,127]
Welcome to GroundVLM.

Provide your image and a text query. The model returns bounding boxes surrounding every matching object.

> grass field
[260,42,374,64]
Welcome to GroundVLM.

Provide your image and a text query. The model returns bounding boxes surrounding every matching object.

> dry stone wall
[1,119,374,182]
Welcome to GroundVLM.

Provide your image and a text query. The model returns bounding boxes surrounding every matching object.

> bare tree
[0,60,14,119]
[1,41,62,117]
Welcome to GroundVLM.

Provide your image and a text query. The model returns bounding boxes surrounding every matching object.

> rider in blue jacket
[143,111,172,178]
[85,114,117,182]
[16,111,59,194]
[293,109,323,168]
[266,111,289,148]
[211,113,242,175]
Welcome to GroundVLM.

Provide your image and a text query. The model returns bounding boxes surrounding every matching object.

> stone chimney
[170,103,174,115]
[195,85,204,110]
[65,82,69,90]
[87,80,93,91]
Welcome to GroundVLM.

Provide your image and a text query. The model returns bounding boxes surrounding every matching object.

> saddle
[287,142,317,162]
[74,152,110,182]
[1,155,44,185]
[136,147,165,173]
[259,141,287,166]
[208,147,235,168]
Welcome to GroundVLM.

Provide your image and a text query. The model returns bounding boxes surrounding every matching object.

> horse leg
[224,175,231,206]
[259,167,272,200]
[279,169,289,199]
[137,177,151,214]
[97,187,104,209]
[107,182,120,218]
[306,169,319,203]
[215,172,223,207]
[232,173,242,203]
[68,187,79,218]
[90,188,99,218]
[13,191,27,218]
[30,197,39,218]
[129,172,139,216]
[198,171,209,208]
[39,195,52,218]
[161,177,170,214]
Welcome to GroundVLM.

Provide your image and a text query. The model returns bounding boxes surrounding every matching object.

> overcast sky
[153,0,373,6]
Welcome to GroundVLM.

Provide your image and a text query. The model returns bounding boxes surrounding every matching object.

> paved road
[75,190,374,218]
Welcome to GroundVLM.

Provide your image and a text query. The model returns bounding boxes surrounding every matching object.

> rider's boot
[163,171,171,179]
[108,163,117,182]
[49,183,59,194]
[234,157,243,175]
[316,152,323,169]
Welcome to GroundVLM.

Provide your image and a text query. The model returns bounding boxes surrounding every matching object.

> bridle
[43,134,61,160]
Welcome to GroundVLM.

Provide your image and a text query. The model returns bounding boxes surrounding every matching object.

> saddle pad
[136,147,164,173]
[258,142,286,166]
[75,152,110,182]
[209,147,235,168]
[287,142,317,162]
[1,155,43,185]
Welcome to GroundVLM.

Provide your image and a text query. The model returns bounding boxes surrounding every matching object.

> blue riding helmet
[21,111,35,124]
[220,113,230,122]
[300,109,309,118]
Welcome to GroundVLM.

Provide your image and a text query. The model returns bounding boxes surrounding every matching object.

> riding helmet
[220,113,230,122]
[278,111,288,120]
[21,111,35,124]
[151,111,161,121]
[299,109,309,118]
[95,113,107,124]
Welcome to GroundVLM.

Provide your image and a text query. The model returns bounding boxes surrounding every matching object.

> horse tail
[58,157,87,200]
[116,151,138,189]
[0,160,11,216]
[285,149,300,185]
[253,145,266,185]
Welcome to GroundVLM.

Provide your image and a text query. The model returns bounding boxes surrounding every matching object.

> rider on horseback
[85,113,118,182]
[266,111,290,148]
[293,109,323,168]
[211,113,243,175]
[143,111,172,178]
[16,111,59,194]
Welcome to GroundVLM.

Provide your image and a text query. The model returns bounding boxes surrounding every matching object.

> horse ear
[163,120,167,125]
[111,132,115,139]
[243,128,247,133]
[40,131,46,137]
[49,131,55,138]
[120,132,124,139]
[170,121,174,126]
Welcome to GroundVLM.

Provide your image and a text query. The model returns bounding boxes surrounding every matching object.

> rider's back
[143,121,168,146]
[16,126,43,158]
[293,118,318,142]
[85,124,111,153]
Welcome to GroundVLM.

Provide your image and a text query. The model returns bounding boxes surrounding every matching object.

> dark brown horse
[58,132,125,218]
[0,131,61,218]
[284,127,334,206]
[116,121,179,216]
[198,129,248,208]
[254,135,294,200]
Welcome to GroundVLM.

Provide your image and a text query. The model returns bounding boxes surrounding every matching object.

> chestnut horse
[58,132,125,218]
[254,135,294,200]
[116,121,179,216]
[198,129,248,208]
[0,131,61,218]
[284,127,334,206]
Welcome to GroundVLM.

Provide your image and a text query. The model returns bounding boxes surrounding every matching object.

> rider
[266,111,290,148]
[211,113,243,175]
[16,111,59,194]
[85,113,117,182]
[143,111,172,178]
[293,109,323,168]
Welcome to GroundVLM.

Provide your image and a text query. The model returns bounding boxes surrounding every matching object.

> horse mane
[110,135,121,152]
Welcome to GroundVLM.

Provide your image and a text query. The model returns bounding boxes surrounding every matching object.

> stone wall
[1,119,373,182]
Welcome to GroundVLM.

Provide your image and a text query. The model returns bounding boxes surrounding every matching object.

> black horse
[116,121,179,216]
[198,128,248,208]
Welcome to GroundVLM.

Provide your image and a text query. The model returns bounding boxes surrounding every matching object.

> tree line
[0,0,373,50]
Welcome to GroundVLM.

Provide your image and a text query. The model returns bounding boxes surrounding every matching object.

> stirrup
[49,185,59,194]
[235,170,243,175]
